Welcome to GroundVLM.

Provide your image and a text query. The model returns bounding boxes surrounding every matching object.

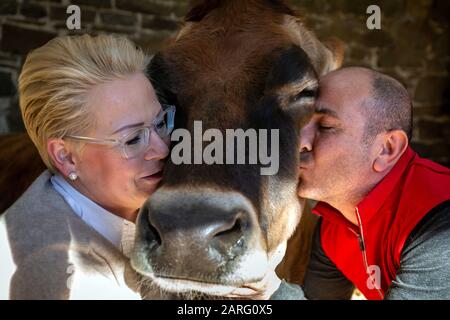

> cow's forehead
[158,27,316,123]
[165,16,313,76]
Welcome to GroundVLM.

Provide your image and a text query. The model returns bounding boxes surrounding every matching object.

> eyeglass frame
[64,104,176,159]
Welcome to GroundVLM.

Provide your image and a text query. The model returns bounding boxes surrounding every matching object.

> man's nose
[144,131,170,161]
[299,121,315,153]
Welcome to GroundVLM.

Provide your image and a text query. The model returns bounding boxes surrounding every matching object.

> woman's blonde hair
[19,33,150,172]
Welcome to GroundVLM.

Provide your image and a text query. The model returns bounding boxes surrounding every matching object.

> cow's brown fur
[0,0,344,287]
[141,0,344,287]
[0,133,46,213]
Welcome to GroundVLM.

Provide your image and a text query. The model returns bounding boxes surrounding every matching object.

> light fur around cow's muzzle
[131,188,271,296]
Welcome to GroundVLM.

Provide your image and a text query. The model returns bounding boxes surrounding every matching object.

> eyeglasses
[65,104,175,159]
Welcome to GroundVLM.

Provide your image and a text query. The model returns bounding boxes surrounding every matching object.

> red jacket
[313,147,450,300]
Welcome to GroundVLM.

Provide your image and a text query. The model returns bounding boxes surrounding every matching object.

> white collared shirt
[51,174,135,258]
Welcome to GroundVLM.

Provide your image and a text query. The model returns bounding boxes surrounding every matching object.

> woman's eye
[125,135,141,146]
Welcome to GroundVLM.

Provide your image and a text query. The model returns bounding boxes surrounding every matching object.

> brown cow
[131,0,343,298]
[0,0,343,298]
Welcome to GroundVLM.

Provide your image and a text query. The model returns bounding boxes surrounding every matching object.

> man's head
[298,67,411,206]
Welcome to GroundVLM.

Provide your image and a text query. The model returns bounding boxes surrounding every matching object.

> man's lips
[141,170,163,181]
[299,153,312,170]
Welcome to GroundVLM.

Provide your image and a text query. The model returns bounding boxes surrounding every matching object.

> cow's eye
[297,89,316,99]
[290,88,317,104]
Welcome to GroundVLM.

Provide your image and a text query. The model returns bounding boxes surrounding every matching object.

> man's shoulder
[401,200,450,270]
[411,152,450,174]
[388,200,450,299]
[407,152,450,191]
[405,200,450,250]
[397,152,450,229]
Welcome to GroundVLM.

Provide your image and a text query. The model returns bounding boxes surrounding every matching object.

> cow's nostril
[146,218,162,250]
[209,212,250,260]
[215,216,243,238]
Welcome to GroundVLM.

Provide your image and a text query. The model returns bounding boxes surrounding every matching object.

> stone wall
[295,0,450,166]
[0,0,449,166]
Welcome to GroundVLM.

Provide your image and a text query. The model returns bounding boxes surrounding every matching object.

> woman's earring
[68,172,78,181]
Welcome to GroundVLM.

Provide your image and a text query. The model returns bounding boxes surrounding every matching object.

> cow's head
[131,0,344,297]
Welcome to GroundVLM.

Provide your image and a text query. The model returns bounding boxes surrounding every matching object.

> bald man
[231,67,450,300]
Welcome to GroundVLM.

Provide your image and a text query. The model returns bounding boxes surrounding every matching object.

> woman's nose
[299,122,315,153]
[144,131,170,160]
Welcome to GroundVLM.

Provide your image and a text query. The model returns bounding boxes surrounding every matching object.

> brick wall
[0,0,189,132]
[295,0,450,166]
[0,0,449,166]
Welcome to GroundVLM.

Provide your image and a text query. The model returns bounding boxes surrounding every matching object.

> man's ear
[373,130,409,173]
[47,138,77,178]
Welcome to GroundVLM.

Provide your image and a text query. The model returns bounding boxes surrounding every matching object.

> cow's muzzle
[131,188,267,291]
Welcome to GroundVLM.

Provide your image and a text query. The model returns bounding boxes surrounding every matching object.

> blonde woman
[0,34,175,299]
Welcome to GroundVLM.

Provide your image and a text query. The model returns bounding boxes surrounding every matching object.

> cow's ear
[147,53,178,106]
[316,38,345,75]
[185,0,223,22]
